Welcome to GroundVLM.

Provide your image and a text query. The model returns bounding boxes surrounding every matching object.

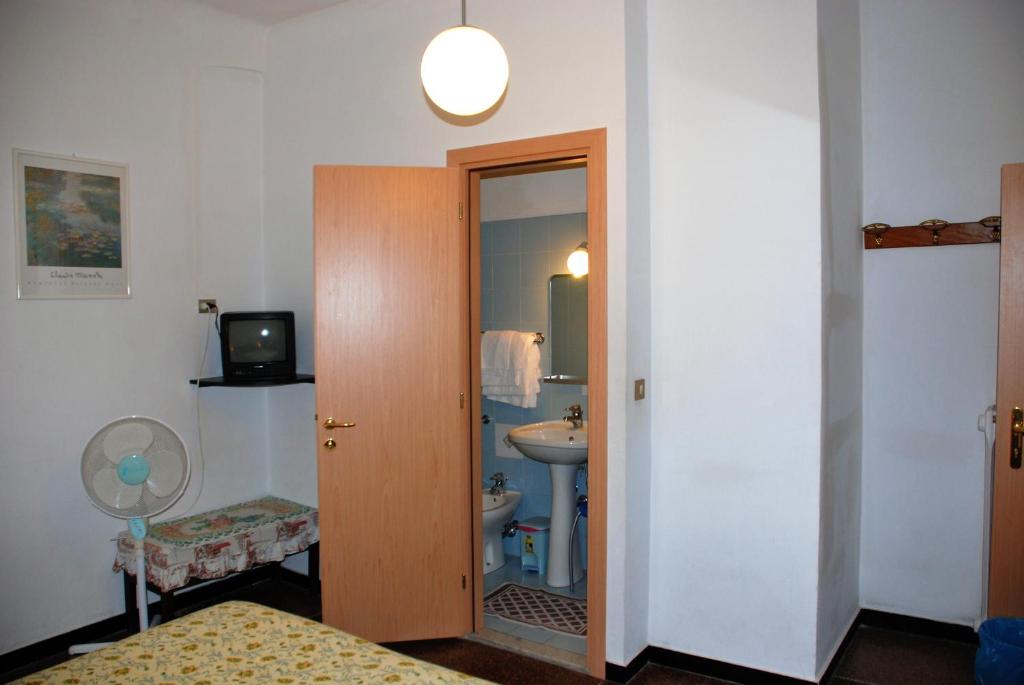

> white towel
[481,331,542,408]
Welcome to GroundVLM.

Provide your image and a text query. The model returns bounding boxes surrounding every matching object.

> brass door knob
[323,417,356,429]
[324,437,336,450]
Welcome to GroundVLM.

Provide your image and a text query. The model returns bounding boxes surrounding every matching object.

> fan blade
[91,467,144,510]
[145,450,184,497]
[102,422,154,463]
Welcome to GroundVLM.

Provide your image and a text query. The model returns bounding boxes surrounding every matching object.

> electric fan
[73,416,190,653]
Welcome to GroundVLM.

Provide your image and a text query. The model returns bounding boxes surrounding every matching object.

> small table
[113,495,319,629]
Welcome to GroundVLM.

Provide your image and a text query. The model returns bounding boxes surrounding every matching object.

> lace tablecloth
[113,496,318,592]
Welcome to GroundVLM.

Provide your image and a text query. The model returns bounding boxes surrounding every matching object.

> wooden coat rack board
[862,216,1001,250]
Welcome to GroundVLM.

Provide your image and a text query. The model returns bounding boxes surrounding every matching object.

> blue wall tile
[490,220,521,255]
[481,214,589,568]
[520,216,550,253]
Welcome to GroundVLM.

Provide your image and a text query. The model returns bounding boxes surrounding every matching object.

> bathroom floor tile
[545,631,587,655]
[483,557,588,601]
[483,613,550,642]
[483,558,589,664]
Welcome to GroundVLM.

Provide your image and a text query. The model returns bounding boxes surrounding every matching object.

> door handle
[1012,407,1023,469]
[324,437,337,450]
[323,417,356,429]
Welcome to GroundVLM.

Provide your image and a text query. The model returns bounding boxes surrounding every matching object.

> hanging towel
[482,331,542,408]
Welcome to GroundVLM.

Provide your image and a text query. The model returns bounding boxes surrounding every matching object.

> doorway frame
[990,162,1024,617]
[448,128,607,678]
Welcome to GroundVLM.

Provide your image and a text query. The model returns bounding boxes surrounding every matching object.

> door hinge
[459,392,465,409]
[462,574,467,589]
[458,202,463,221]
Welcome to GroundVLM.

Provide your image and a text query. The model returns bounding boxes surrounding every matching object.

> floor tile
[627,664,737,684]
[482,557,589,666]
[832,626,976,685]
[545,631,587,655]
[484,555,588,600]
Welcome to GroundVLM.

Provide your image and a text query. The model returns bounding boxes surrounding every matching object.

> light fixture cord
[461,0,466,25]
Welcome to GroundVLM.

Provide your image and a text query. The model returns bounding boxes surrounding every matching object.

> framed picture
[13,149,130,299]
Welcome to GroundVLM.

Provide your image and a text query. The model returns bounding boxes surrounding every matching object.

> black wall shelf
[189,373,315,388]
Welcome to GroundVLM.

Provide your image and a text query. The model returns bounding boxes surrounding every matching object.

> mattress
[15,601,490,684]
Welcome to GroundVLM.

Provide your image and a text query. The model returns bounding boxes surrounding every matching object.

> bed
[14,601,490,684]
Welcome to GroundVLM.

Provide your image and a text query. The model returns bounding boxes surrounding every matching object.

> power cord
[163,305,216,520]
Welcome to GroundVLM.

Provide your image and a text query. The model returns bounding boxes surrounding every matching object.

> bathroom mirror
[546,274,587,384]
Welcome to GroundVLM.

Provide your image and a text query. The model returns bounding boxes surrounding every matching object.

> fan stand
[68,518,149,655]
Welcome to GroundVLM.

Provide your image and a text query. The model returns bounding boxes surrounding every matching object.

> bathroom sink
[507,420,588,465]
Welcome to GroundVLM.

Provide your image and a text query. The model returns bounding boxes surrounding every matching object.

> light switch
[634,378,646,401]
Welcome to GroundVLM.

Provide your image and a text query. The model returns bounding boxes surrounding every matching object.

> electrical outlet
[197,298,217,313]
[634,378,646,401]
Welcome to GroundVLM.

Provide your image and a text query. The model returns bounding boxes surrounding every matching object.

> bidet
[481,489,521,574]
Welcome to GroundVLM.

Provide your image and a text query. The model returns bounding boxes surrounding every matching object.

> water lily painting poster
[14,149,130,298]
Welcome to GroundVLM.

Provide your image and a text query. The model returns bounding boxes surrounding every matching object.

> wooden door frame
[990,162,1024,617]
[448,128,607,678]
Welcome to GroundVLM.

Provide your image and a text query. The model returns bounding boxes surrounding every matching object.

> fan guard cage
[81,416,190,520]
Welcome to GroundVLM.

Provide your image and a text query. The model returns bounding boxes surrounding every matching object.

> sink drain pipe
[569,495,588,593]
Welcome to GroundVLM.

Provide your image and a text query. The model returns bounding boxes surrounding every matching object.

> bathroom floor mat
[483,583,587,636]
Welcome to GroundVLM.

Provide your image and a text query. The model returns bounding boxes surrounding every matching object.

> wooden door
[314,165,471,642]
[990,163,1024,617]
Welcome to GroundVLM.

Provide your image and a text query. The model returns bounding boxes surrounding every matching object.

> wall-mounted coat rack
[862,216,1001,250]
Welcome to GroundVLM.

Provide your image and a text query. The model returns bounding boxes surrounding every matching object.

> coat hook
[862,222,891,247]
[920,218,949,245]
[981,215,1002,242]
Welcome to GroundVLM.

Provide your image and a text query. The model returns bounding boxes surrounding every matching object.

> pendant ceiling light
[421,0,509,116]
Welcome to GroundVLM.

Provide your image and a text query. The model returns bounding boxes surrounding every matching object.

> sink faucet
[563,404,584,429]
[489,472,508,495]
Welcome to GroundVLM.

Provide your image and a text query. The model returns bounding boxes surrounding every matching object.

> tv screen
[226,319,288,363]
[219,311,296,381]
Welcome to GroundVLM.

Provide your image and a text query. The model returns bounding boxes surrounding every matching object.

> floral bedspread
[113,496,318,592]
[14,601,490,684]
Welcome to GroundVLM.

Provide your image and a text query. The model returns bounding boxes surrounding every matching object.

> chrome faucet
[489,472,508,495]
[563,404,584,429]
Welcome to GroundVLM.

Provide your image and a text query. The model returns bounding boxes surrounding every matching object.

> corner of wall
[618,0,653,666]
[815,0,863,674]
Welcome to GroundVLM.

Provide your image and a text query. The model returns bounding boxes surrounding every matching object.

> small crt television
[219,311,296,382]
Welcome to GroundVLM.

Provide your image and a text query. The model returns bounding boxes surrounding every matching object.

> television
[219,311,296,382]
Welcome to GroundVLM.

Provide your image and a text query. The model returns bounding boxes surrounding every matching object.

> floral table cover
[113,496,318,592]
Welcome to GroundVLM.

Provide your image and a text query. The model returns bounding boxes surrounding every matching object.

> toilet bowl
[482,489,522,574]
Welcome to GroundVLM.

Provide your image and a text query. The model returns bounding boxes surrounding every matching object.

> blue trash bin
[976,618,1024,685]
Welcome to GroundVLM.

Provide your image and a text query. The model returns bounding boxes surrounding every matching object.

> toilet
[482,489,522,574]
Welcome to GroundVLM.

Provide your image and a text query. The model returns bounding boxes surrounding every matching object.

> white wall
[646,1,824,680]
[816,0,862,675]
[0,0,268,652]
[480,168,586,222]
[860,0,1024,625]
[621,0,653,665]
[259,0,639,662]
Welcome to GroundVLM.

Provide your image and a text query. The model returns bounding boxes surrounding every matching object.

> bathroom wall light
[567,242,589,278]
[421,0,509,116]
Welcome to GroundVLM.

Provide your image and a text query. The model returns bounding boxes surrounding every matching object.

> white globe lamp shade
[421,25,509,116]
[567,244,589,278]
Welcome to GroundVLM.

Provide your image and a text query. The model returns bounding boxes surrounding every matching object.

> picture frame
[13,149,130,299]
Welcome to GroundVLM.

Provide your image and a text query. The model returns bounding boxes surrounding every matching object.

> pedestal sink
[507,420,587,588]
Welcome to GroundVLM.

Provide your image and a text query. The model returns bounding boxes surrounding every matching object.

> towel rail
[481,330,544,345]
